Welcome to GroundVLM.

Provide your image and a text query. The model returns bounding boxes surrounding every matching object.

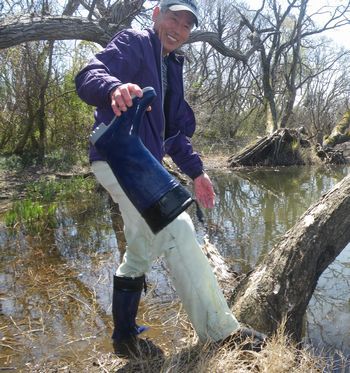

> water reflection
[308,247,350,356]
[0,189,175,369]
[0,165,349,369]
[206,166,349,268]
[206,165,350,360]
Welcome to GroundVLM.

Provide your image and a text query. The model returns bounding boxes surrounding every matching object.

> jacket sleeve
[75,30,144,108]
[167,133,204,180]
[165,92,204,179]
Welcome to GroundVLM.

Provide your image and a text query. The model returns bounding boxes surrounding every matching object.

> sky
[244,0,350,49]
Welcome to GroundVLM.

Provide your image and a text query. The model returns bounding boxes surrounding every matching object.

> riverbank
[1,143,349,205]
[0,153,228,211]
[1,155,349,372]
[22,325,328,372]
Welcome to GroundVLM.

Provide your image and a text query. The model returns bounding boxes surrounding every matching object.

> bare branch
[0,15,113,48]
[88,0,98,20]
[188,30,259,64]
[62,0,81,16]
[79,0,102,19]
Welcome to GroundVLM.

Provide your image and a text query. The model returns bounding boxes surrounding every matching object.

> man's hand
[193,172,215,209]
[110,83,144,117]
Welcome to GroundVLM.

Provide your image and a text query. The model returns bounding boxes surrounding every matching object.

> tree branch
[188,30,259,63]
[0,15,114,48]
[0,15,260,64]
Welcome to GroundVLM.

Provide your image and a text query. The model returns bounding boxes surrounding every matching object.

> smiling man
[75,0,265,358]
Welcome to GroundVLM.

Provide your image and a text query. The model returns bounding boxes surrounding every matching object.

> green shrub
[5,199,57,233]
[4,176,96,234]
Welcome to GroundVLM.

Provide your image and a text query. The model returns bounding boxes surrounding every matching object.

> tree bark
[188,31,253,63]
[37,40,54,161]
[228,128,306,167]
[229,174,350,340]
[323,109,350,148]
[0,16,114,48]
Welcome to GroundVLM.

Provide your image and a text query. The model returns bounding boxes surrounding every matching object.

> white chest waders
[90,86,241,346]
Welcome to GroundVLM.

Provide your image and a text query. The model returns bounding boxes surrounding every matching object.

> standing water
[0,165,349,369]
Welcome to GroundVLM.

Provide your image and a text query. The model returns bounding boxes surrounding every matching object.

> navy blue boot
[112,275,148,342]
[112,275,163,357]
[90,87,194,234]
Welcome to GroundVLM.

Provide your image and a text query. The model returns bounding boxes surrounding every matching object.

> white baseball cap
[160,0,199,27]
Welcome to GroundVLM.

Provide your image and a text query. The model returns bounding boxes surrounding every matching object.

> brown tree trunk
[323,109,350,147]
[37,41,54,161]
[13,59,36,155]
[228,128,306,167]
[229,174,350,340]
[260,48,278,134]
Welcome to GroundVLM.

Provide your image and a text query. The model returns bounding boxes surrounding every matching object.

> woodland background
[2,3,350,369]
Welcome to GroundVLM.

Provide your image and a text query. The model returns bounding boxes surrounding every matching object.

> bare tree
[297,45,350,144]
[182,0,350,146]
[323,109,350,147]
[0,0,146,48]
[239,0,350,134]
[183,1,262,143]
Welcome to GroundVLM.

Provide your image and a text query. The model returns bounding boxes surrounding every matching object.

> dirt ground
[0,154,230,212]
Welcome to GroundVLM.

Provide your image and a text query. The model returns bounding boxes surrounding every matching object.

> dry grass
[19,307,333,373]
[26,334,326,373]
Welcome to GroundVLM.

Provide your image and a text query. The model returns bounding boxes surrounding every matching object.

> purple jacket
[75,28,203,180]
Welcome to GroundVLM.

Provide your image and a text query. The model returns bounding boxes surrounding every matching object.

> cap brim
[168,4,198,26]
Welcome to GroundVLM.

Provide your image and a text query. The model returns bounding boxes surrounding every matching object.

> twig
[9,316,22,334]
[0,368,17,371]
[0,343,17,351]
[63,292,92,311]
[13,328,43,336]
[56,335,97,348]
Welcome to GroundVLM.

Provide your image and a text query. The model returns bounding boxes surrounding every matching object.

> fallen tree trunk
[230,174,350,340]
[323,110,350,148]
[228,128,307,167]
[228,128,346,167]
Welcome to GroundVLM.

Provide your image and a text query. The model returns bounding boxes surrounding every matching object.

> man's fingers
[121,84,143,107]
[110,83,143,116]
[198,194,214,209]
[111,98,122,117]
[128,84,143,99]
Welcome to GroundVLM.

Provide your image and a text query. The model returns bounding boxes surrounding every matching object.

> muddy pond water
[0,165,349,370]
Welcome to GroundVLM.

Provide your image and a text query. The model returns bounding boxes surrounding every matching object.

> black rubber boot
[112,275,163,358]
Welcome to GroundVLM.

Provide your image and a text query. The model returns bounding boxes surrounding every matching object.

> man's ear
[152,6,161,21]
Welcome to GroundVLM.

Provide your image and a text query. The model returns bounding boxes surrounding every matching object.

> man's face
[153,7,194,55]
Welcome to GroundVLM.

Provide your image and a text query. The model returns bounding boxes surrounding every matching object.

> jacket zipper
[160,48,181,151]
[160,46,166,148]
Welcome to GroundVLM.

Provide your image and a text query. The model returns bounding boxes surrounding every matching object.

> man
[75,0,265,357]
